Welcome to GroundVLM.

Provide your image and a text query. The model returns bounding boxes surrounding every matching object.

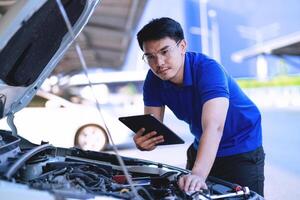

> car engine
[0,130,262,200]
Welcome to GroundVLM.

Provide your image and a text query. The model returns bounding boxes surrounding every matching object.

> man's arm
[133,106,165,150]
[144,105,165,121]
[179,97,229,192]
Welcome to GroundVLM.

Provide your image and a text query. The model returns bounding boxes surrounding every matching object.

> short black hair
[137,17,184,50]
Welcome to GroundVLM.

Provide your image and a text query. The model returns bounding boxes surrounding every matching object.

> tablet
[119,114,184,145]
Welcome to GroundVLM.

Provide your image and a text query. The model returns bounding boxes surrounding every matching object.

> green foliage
[237,76,300,88]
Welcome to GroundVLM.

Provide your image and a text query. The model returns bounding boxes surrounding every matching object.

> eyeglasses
[142,40,181,65]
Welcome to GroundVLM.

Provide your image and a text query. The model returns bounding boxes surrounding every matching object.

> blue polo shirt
[143,52,262,157]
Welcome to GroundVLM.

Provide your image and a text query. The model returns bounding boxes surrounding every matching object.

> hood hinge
[7,112,18,136]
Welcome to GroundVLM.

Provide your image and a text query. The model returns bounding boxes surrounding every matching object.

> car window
[65,81,144,107]
[107,82,143,106]
[27,95,48,107]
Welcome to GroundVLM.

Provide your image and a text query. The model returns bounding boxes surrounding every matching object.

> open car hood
[0,0,99,120]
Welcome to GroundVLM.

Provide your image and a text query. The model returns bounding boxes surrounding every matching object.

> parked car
[0,1,263,199]
[0,89,134,151]
[54,68,146,111]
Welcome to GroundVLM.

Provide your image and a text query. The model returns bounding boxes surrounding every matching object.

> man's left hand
[178,174,207,192]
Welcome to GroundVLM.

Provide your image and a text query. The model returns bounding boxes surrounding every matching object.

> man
[133,17,265,196]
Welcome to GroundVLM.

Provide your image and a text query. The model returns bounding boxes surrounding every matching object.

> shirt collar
[163,53,193,88]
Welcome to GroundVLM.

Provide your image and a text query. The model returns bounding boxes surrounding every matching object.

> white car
[0,90,133,151]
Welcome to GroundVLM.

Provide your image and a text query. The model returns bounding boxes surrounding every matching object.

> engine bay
[0,130,263,200]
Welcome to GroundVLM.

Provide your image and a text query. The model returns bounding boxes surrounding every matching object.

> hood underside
[0,0,99,119]
[0,0,148,75]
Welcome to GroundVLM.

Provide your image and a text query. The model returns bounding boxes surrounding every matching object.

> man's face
[142,37,186,83]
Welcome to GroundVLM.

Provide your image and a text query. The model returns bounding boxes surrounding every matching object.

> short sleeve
[143,70,164,107]
[198,58,230,104]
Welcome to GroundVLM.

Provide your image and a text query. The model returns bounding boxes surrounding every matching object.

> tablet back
[119,114,184,145]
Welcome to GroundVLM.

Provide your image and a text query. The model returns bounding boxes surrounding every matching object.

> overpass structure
[232,31,300,63]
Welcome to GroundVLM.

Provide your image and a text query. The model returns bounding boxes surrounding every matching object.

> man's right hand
[133,128,164,151]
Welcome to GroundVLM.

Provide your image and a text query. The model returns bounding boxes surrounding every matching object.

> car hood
[0,0,99,122]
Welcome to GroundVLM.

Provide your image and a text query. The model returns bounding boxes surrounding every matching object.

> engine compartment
[0,131,262,200]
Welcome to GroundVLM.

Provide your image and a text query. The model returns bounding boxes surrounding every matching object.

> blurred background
[1,0,300,199]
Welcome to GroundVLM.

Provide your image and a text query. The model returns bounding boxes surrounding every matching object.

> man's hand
[133,128,164,151]
[178,174,207,192]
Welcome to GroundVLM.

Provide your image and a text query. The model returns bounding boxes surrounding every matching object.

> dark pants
[186,144,265,196]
